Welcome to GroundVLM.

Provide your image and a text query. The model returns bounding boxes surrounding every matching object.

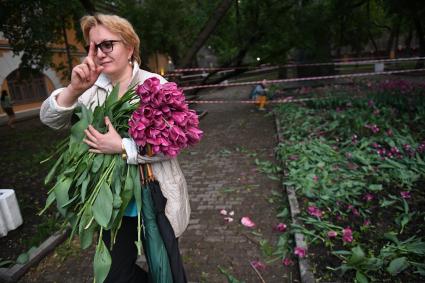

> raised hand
[68,42,104,95]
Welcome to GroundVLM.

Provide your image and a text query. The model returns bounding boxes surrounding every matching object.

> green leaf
[349,246,365,265]
[260,239,274,257]
[44,154,64,185]
[61,194,79,209]
[332,250,352,256]
[384,232,399,244]
[81,175,90,202]
[79,207,95,249]
[400,214,410,229]
[123,168,133,192]
[39,192,56,215]
[76,169,88,187]
[277,208,289,218]
[105,84,119,109]
[93,239,112,283]
[387,257,409,276]
[70,110,89,144]
[28,246,37,255]
[54,177,73,216]
[368,184,382,192]
[356,271,369,283]
[131,166,142,213]
[380,199,397,208]
[0,259,14,267]
[92,183,113,228]
[16,252,29,265]
[218,266,245,283]
[92,107,105,130]
[112,194,122,209]
[91,154,104,174]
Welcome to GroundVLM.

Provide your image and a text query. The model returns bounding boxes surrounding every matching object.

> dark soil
[0,119,68,263]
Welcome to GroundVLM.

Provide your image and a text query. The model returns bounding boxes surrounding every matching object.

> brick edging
[0,228,69,282]
[274,112,316,283]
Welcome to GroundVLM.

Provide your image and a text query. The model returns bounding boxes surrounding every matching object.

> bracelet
[121,142,127,160]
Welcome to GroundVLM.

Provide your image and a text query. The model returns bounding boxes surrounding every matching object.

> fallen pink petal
[220,209,228,215]
[241,216,256,228]
[224,217,234,223]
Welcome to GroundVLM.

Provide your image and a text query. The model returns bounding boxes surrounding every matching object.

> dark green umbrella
[147,164,188,283]
[140,165,173,283]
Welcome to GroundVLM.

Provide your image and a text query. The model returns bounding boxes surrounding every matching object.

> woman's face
[88,25,134,77]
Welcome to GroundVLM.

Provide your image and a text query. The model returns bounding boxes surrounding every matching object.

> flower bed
[274,80,425,282]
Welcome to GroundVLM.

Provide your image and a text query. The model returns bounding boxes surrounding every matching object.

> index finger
[87,41,96,59]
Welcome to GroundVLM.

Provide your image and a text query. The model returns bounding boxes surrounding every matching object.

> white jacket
[40,63,190,237]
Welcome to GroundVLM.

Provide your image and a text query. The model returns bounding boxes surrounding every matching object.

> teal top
[124,198,138,217]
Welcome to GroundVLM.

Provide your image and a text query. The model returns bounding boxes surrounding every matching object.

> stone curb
[274,112,316,283]
[0,228,69,283]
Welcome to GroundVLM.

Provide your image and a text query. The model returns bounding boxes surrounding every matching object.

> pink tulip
[274,223,287,232]
[342,227,353,243]
[307,206,323,218]
[400,191,411,199]
[250,260,266,271]
[294,247,306,258]
[363,193,374,202]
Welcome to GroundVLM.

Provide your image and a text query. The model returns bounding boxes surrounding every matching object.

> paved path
[18,86,298,282]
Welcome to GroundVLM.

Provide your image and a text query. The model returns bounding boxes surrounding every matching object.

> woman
[40,14,190,283]
[1,90,16,128]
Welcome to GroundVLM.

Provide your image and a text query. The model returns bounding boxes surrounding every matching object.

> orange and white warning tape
[171,57,425,73]
[181,68,425,90]
[190,97,326,104]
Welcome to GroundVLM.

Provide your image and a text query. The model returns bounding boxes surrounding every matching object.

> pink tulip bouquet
[129,77,203,156]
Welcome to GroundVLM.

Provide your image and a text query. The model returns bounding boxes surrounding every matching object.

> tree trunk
[61,18,73,81]
[179,0,234,68]
[404,25,413,55]
[386,18,400,55]
[414,18,425,68]
[366,1,379,54]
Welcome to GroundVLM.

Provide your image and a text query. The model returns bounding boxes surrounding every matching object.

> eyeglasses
[85,40,122,54]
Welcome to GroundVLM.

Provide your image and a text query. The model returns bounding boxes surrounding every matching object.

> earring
[128,58,133,66]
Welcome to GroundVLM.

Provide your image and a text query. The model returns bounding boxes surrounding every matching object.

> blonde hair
[80,14,141,65]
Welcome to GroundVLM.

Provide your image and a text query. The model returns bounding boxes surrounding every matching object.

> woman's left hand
[84,116,122,154]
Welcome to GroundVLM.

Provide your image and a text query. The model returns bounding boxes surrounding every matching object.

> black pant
[102,216,149,283]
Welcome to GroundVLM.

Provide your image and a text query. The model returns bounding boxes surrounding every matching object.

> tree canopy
[1,0,424,73]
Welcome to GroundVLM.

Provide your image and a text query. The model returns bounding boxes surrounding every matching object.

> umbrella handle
[139,165,146,183]
[146,164,154,181]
